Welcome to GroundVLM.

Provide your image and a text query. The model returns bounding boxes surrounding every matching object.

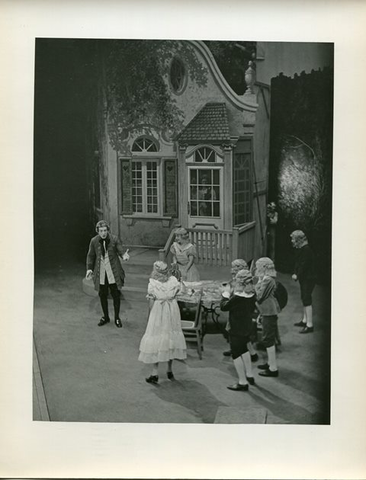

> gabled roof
[176,102,231,143]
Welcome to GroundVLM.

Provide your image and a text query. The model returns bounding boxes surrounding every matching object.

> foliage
[277,135,330,233]
[102,40,208,150]
[204,41,256,94]
[269,67,333,279]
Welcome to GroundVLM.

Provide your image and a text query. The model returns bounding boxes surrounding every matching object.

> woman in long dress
[170,227,200,282]
[139,261,187,384]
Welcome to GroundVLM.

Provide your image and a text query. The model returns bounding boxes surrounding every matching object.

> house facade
[92,40,272,264]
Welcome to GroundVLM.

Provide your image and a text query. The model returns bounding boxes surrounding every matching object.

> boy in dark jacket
[290,230,316,334]
[220,270,257,391]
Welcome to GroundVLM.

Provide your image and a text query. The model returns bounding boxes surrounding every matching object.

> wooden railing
[159,222,256,266]
[188,228,233,266]
[233,221,256,264]
[158,228,176,264]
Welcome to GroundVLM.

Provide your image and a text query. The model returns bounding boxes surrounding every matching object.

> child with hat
[138,261,187,384]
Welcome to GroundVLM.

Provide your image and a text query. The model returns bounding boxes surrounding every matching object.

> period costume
[220,269,256,391]
[86,232,126,327]
[220,293,256,359]
[293,243,316,306]
[170,241,200,281]
[139,274,186,364]
[291,230,316,334]
[255,257,280,377]
[86,234,125,291]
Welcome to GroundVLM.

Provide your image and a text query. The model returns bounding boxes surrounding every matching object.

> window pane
[213,186,220,200]
[194,150,203,162]
[199,201,210,216]
[213,202,220,217]
[207,149,215,162]
[213,170,219,184]
[132,137,158,153]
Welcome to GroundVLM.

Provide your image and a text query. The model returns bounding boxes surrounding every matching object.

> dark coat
[294,244,316,282]
[86,234,125,291]
[220,295,256,337]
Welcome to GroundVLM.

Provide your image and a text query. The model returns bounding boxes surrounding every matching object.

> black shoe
[98,317,110,326]
[167,372,175,380]
[247,377,255,385]
[300,326,314,334]
[294,321,306,327]
[146,375,159,384]
[259,369,279,377]
[223,350,232,357]
[258,363,269,370]
[115,318,123,328]
[251,353,258,362]
[227,383,249,392]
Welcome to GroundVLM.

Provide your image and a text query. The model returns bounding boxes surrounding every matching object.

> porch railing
[159,222,256,266]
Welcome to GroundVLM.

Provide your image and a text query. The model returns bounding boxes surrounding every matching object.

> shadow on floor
[151,379,227,423]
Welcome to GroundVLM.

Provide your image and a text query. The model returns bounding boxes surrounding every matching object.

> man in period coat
[86,220,130,328]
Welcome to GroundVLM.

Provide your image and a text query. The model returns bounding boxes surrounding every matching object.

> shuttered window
[120,157,178,217]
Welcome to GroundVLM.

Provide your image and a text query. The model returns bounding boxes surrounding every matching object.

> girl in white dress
[139,261,187,384]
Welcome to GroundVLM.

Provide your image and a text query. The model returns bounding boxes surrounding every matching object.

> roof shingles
[176,102,231,143]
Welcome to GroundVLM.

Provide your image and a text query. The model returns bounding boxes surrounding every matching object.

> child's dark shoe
[258,363,269,370]
[258,369,279,377]
[227,383,249,392]
[146,375,159,384]
[247,377,255,385]
[98,317,110,326]
[294,320,306,327]
[250,353,258,362]
[167,372,175,380]
[299,326,314,333]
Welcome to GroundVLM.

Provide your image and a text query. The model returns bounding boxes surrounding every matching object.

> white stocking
[233,357,248,385]
[267,345,278,372]
[242,351,253,378]
[305,305,313,328]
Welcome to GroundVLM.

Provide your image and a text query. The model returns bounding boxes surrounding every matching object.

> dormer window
[132,136,159,153]
[194,147,216,163]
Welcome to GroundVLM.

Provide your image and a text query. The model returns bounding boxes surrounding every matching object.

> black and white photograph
[2,1,366,478]
[33,38,333,424]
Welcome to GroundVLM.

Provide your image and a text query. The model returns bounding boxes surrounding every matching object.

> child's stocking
[247,341,256,355]
[305,305,313,328]
[267,345,278,372]
[152,363,158,376]
[233,357,248,385]
[242,352,253,378]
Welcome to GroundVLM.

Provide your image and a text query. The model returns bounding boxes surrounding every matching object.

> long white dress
[138,276,187,364]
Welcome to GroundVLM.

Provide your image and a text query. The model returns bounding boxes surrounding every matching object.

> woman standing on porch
[170,227,200,282]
